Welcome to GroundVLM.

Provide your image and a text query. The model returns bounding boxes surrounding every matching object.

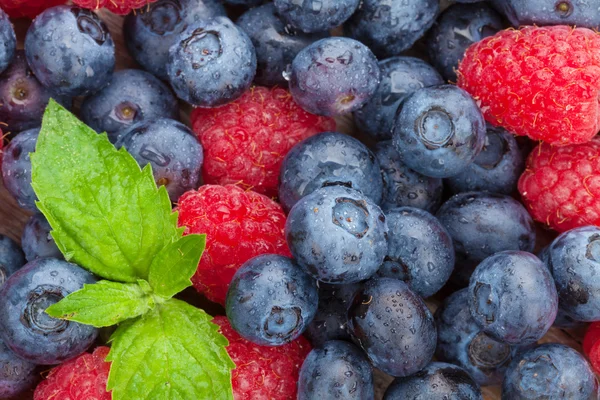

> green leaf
[46,280,155,328]
[30,100,180,282]
[106,299,235,400]
[148,234,206,299]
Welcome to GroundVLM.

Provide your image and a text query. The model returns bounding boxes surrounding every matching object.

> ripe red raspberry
[212,316,311,400]
[584,322,600,356]
[589,339,600,375]
[178,185,291,305]
[72,0,156,14]
[0,0,66,18]
[191,86,335,198]
[518,137,600,233]
[34,346,111,400]
[458,26,600,145]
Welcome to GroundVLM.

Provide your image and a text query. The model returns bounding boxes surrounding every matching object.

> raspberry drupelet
[73,0,157,15]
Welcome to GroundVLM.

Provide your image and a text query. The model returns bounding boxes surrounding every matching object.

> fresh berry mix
[518,138,600,232]
[0,337,36,398]
[0,234,24,287]
[274,0,360,33]
[21,213,62,262]
[191,86,335,198]
[0,8,14,76]
[491,0,600,29]
[74,0,157,15]
[0,0,65,18]
[1,127,40,211]
[177,185,290,305]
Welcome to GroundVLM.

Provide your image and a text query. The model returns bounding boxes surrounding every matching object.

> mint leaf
[148,234,206,299]
[46,280,155,328]
[107,299,235,400]
[30,100,180,282]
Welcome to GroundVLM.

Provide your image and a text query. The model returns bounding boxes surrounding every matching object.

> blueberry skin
[223,0,263,5]
[0,337,36,398]
[354,57,444,142]
[345,0,439,58]
[445,126,525,195]
[375,141,443,213]
[167,16,257,107]
[22,213,63,262]
[81,69,179,142]
[436,192,536,286]
[502,344,598,400]
[298,340,374,400]
[0,8,16,75]
[468,251,558,345]
[124,0,227,80]
[237,4,326,87]
[279,132,383,213]
[115,118,203,202]
[491,0,600,29]
[285,186,388,284]
[274,0,360,33]
[0,258,98,365]
[553,307,586,329]
[24,6,115,97]
[378,207,454,298]
[1,128,40,211]
[427,3,504,82]
[392,85,486,179]
[0,235,25,288]
[225,254,318,346]
[289,37,381,117]
[383,362,483,400]
[347,278,436,377]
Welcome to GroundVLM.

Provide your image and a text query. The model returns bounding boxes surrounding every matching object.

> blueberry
[468,251,558,345]
[115,118,203,202]
[502,344,598,400]
[225,254,318,346]
[298,340,374,400]
[354,57,444,142]
[0,258,98,365]
[383,362,483,400]
[392,85,486,179]
[274,0,360,33]
[24,6,115,97]
[375,141,443,213]
[345,0,439,58]
[279,132,383,213]
[348,278,436,377]
[445,126,526,195]
[0,235,25,288]
[0,8,16,75]
[436,192,536,286]
[1,128,40,211]
[21,213,63,262]
[167,16,257,107]
[0,337,36,398]
[553,307,586,329]
[237,4,326,87]
[80,69,179,142]
[288,37,380,117]
[491,0,600,29]
[427,3,504,82]
[285,186,388,284]
[223,0,263,5]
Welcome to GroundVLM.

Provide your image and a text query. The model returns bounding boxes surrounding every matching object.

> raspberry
[457,26,600,145]
[0,0,66,18]
[191,86,335,198]
[72,0,157,15]
[212,316,311,400]
[518,137,600,233]
[589,339,600,375]
[178,185,291,305]
[33,346,111,400]
[584,322,600,356]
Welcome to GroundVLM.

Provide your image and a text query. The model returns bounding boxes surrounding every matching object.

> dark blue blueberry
[445,126,526,195]
[354,57,444,142]
[225,254,318,346]
[347,278,436,377]
[378,207,454,298]
[0,8,16,75]
[345,0,439,58]
[392,85,486,179]
[223,0,263,5]
[468,251,558,345]
[298,340,374,400]
[375,141,443,213]
[502,344,598,400]
[427,3,504,82]
[80,69,179,142]
[274,0,360,33]
[491,0,600,29]
[288,37,380,117]
[553,308,585,329]
[436,192,536,286]
[279,132,383,213]
[167,16,257,107]
[115,118,203,202]
[383,362,483,400]
[21,213,63,262]
[1,128,40,211]
[0,235,25,288]
[285,186,388,284]
[24,6,115,97]
[0,337,36,398]
[237,4,326,87]
[0,258,98,365]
